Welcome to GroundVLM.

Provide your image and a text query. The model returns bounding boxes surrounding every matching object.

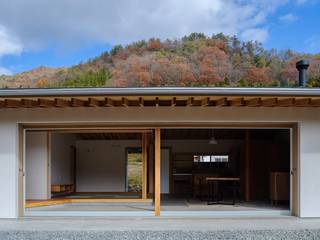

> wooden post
[154,128,161,216]
[148,143,154,195]
[245,130,250,201]
[142,132,148,199]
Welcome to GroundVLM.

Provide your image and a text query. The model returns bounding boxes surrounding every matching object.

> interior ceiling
[76,129,289,141]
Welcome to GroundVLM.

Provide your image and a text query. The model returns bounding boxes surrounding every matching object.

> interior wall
[163,139,242,175]
[25,131,49,200]
[249,131,290,201]
[163,139,241,154]
[75,140,140,192]
[51,133,76,186]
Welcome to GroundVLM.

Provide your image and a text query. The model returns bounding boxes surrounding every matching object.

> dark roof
[0,87,320,98]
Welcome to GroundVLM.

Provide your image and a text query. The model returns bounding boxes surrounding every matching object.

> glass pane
[203,155,211,162]
[127,152,142,192]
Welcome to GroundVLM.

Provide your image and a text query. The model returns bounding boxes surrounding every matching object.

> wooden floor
[26,198,153,208]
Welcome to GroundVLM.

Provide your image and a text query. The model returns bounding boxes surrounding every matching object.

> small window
[193,155,229,163]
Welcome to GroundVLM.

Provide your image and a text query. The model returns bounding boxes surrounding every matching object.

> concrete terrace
[1,217,320,239]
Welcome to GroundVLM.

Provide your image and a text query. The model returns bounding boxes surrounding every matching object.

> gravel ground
[1,230,320,240]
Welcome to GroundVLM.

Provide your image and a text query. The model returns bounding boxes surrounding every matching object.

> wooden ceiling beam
[104,97,114,107]
[277,98,295,107]
[55,98,71,107]
[71,98,86,107]
[310,98,320,107]
[21,99,39,108]
[38,98,55,107]
[155,97,159,107]
[214,98,228,106]
[5,99,22,108]
[139,97,144,107]
[186,97,194,107]
[200,97,209,107]
[87,98,101,107]
[121,97,129,107]
[245,98,261,107]
[229,98,244,106]
[170,97,176,107]
[261,98,277,107]
[294,98,311,107]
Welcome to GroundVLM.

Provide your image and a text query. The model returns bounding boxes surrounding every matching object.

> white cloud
[0,25,23,57]
[279,13,298,23]
[0,0,291,50]
[0,66,13,75]
[241,28,269,42]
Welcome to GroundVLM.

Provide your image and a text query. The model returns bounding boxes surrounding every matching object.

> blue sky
[0,0,319,75]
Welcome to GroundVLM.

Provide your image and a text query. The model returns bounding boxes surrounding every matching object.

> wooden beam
[139,97,144,107]
[155,97,159,107]
[186,97,194,106]
[38,99,55,107]
[104,97,114,107]
[148,143,154,195]
[214,97,228,106]
[310,98,320,107]
[294,98,311,107]
[21,99,39,108]
[200,97,209,107]
[245,130,250,202]
[142,132,148,199]
[277,98,295,107]
[170,97,176,107]
[261,98,277,107]
[71,98,86,107]
[5,99,22,108]
[245,98,261,107]
[88,98,101,107]
[229,98,244,106]
[121,97,129,107]
[154,128,161,216]
[55,98,71,107]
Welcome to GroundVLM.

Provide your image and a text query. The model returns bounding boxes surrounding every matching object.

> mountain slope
[1,33,320,88]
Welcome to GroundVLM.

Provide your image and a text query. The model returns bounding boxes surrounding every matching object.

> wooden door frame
[18,122,299,217]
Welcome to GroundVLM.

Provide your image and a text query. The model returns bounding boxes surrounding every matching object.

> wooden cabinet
[171,153,193,197]
[51,184,74,194]
[270,172,290,204]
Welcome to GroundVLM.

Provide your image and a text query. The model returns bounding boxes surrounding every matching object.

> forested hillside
[1,33,320,88]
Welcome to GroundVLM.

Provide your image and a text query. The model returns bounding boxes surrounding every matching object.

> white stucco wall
[0,106,319,217]
[25,131,49,200]
[75,140,140,192]
[51,133,76,185]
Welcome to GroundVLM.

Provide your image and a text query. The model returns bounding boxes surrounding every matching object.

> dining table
[206,177,240,205]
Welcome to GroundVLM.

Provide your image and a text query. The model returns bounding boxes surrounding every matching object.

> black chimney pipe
[296,59,310,87]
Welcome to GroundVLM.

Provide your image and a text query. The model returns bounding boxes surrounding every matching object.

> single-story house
[0,61,319,218]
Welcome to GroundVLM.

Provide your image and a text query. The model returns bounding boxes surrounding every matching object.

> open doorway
[24,130,153,216]
[126,147,142,193]
[159,128,291,215]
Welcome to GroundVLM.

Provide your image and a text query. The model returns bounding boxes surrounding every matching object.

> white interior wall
[25,131,49,200]
[0,106,319,217]
[51,133,76,185]
[75,140,140,192]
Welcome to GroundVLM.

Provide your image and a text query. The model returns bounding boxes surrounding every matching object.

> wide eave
[0,87,320,108]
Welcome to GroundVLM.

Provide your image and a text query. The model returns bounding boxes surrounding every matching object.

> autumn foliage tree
[2,33,320,88]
